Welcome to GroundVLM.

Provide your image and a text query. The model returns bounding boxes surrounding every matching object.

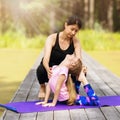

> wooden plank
[37,111,53,120]
[70,109,88,120]
[54,110,70,120]
[85,108,106,120]
[19,113,37,120]
[101,107,120,120]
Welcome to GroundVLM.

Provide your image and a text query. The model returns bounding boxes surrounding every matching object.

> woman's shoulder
[72,36,80,45]
[73,36,79,42]
[48,33,58,40]
[46,33,58,45]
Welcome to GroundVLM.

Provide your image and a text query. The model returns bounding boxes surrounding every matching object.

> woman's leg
[36,62,48,98]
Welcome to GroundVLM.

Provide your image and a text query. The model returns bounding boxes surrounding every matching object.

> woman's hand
[47,67,52,79]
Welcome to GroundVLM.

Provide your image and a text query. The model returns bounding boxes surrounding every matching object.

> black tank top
[49,33,74,66]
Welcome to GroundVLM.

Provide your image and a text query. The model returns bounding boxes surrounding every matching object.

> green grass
[87,51,120,77]
[1,29,120,51]
[0,30,46,49]
[0,48,41,116]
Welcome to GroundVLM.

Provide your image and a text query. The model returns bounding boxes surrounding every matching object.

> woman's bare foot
[38,84,46,99]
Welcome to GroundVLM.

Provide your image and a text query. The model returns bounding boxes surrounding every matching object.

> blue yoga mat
[0,96,120,113]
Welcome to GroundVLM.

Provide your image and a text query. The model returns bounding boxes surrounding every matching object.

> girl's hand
[35,101,46,105]
[42,103,56,107]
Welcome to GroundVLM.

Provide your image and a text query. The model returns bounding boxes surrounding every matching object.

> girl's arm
[52,75,66,105]
[78,70,88,86]
[44,83,51,103]
[43,74,66,107]
[36,84,51,105]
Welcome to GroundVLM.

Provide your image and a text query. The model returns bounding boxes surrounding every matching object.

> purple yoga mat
[0,96,120,113]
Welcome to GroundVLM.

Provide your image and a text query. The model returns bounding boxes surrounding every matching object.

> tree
[84,0,89,28]
[107,0,113,31]
[89,0,95,28]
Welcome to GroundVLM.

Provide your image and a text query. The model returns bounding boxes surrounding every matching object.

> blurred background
[0,0,120,49]
[0,0,120,116]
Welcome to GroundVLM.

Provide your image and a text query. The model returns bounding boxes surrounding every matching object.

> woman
[36,54,99,106]
[36,15,82,98]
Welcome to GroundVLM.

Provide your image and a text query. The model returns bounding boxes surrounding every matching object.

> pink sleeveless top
[48,65,69,101]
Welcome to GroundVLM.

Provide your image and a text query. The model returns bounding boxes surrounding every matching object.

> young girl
[36,54,100,107]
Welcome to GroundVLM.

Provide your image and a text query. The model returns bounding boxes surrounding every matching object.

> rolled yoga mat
[0,95,120,113]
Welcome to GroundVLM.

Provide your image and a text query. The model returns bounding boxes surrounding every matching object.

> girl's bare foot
[38,84,46,99]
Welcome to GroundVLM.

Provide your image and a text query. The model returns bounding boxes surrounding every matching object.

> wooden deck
[1,51,120,120]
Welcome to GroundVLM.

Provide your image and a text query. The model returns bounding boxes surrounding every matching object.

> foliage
[0,29,120,51]
[77,29,120,51]
[1,0,120,38]
[0,29,46,49]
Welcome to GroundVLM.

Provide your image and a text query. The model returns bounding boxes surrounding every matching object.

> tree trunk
[107,0,113,31]
[84,0,89,28]
[89,0,94,29]
[49,11,55,34]
[0,0,6,33]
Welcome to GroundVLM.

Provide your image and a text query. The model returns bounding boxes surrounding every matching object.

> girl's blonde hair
[66,58,82,105]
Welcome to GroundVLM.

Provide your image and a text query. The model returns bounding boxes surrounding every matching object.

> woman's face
[65,23,79,38]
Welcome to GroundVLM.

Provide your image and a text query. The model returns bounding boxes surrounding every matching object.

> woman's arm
[73,37,82,61]
[43,34,57,78]
[73,37,87,73]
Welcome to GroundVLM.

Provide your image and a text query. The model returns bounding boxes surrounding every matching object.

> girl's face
[65,54,78,68]
[65,23,79,38]
[66,54,75,61]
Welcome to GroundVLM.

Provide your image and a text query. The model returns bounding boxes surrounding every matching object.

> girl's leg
[71,75,81,94]
[76,70,100,106]
[75,66,87,94]
[75,81,81,94]
[84,84,100,105]
[75,84,99,106]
